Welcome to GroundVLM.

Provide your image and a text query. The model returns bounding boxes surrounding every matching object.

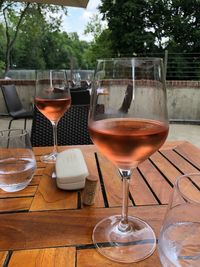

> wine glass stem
[51,121,58,155]
[122,178,129,224]
[118,169,132,232]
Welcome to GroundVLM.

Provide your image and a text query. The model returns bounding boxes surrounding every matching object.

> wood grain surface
[0,141,199,267]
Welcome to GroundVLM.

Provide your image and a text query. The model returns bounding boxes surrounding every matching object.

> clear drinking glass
[35,70,71,163]
[88,58,169,263]
[0,129,36,192]
[158,173,200,267]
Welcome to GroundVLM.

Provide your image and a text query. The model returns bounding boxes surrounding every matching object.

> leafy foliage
[99,0,200,54]
[99,0,200,79]
[0,1,69,72]
[0,0,200,80]
[83,13,114,68]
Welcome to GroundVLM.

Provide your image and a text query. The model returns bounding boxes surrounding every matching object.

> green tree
[146,0,200,53]
[83,29,113,68]
[0,23,5,74]
[99,0,156,55]
[12,5,47,69]
[0,2,91,72]
[99,0,200,55]
[0,1,67,73]
[84,14,113,67]
[99,0,200,79]
[1,2,31,72]
[67,32,89,68]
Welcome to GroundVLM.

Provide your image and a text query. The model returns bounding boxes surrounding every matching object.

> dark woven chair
[31,90,92,147]
[1,84,33,129]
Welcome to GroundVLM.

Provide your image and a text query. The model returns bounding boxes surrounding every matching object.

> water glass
[158,173,200,267]
[0,129,36,192]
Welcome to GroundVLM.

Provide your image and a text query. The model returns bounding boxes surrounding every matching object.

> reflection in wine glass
[35,70,71,163]
[70,70,81,89]
[88,58,169,263]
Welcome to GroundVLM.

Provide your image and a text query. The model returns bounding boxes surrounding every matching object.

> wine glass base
[92,215,156,263]
[40,152,57,163]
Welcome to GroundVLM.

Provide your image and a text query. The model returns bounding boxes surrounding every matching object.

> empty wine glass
[0,129,36,192]
[35,70,71,163]
[88,58,169,263]
[158,173,200,267]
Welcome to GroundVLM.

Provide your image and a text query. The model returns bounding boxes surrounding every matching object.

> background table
[0,141,200,266]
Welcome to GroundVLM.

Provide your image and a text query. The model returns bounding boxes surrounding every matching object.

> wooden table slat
[161,149,199,176]
[175,141,200,169]
[29,176,41,186]
[35,168,45,176]
[77,248,161,267]
[0,251,8,267]
[129,168,158,205]
[9,247,75,267]
[30,167,78,211]
[97,153,131,207]
[160,140,185,151]
[0,206,166,251]
[0,141,198,267]
[150,151,182,185]
[138,160,172,204]
[0,197,33,213]
[35,161,46,169]
[0,186,37,199]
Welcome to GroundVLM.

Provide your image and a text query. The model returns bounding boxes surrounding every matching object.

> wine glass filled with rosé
[88,58,169,263]
[35,70,71,163]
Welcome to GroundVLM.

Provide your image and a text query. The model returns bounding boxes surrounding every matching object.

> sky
[62,0,102,42]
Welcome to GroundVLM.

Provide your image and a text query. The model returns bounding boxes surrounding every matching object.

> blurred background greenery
[0,0,200,80]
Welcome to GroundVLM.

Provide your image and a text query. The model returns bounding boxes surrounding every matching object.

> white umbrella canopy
[13,0,89,7]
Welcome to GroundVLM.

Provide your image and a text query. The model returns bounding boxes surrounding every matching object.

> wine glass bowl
[88,58,169,263]
[35,70,71,163]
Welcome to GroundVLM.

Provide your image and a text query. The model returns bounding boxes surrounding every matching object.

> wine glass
[0,129,36,192]
[88,58,169,263]
[158,173,200,267]
[72,70,81,89]
[35,70,71,163]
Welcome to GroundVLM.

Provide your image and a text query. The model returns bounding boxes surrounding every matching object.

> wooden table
[0,141,200,267]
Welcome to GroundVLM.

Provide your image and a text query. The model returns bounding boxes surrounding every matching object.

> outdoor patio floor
[0,117,200,148]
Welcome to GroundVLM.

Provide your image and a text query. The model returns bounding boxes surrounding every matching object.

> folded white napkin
[55,148,89,190]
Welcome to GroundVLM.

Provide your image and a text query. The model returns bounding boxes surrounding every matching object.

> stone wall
[0,79,199,122]
[166,81,200,121]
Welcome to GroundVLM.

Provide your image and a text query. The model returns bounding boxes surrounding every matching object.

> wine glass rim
[176,172,200,204]
[36,69,66,71]
[97,57,163,62]
[0,129,28,138]
[35,69,67,77]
